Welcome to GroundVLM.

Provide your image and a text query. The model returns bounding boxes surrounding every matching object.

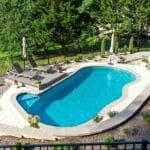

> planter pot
[36,84,41,89]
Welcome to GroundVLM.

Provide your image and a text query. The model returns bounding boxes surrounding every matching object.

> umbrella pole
[48,56,50,65]
[24,59,25,70]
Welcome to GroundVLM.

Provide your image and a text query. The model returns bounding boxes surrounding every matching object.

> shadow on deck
[5,69,67,90]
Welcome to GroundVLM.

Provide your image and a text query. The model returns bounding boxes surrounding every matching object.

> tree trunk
[60,42,68,56]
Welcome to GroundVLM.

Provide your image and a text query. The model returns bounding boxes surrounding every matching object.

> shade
[109,30,115,54]
[22,37,27,59]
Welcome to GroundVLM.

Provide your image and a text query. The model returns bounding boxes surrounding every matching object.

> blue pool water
[17,66,136,127]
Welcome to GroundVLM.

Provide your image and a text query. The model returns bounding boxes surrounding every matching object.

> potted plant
[93,115,103,123]
[118,56,125,63]
[13,80,18,88]
[35,80,41,89]
[55,64,62,73]
[27,115,40,128]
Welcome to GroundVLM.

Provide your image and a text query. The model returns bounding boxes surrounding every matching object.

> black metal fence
[0,140,149,150]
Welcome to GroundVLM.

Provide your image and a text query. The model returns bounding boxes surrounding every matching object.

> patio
[4,69,67,90]
[0,51,150,140]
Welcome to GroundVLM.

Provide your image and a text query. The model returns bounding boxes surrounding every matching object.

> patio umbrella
[22,37,27,70]
[109,30,115,54]
[109,29,115,64]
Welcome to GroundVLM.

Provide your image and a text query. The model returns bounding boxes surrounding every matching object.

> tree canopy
[0,0,149,57]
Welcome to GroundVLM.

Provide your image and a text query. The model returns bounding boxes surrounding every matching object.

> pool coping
[0,63,150,140]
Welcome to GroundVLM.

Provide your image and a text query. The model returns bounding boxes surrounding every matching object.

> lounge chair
[12,62,37,79]
[27,56,50,73]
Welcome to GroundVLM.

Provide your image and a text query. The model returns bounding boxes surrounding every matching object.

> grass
[143,113,150,124]
[0,38,149,76]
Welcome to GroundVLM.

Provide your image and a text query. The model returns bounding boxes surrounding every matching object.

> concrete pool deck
[0,61,150,140]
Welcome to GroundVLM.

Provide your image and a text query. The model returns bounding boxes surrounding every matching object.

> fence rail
[0,140,149,150]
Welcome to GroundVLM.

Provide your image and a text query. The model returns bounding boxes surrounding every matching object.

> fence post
[141,140,148,150]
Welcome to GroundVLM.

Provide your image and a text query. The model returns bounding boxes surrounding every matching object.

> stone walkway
[0,51,150,140]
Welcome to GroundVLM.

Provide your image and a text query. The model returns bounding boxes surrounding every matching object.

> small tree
[123,45,128,55]
[27,115,40,128]
[129,36,134,54]
[100,38,106,58]
[114,37,119,54]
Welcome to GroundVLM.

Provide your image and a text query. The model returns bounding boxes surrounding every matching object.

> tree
[129,36,134,53]
[123,0,150,47]
[0,0,37,56]
[83,0,127,53]
[100,38,106,58]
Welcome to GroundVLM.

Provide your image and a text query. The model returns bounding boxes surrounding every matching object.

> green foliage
[143,113,150,124]
[123,128,137,137]
[77,54,83,60]
[123,45,128,55]
[100,38,106,58]
[0,0,149,64]
[129,36,134,53]
[35,80,41,85]
[74,56,81,62]
[27,115,40,128]
[104,136,115,143]
[142,57,149,63]
[93,115,103,123]
[64,58,70,64]
[87,53,94,60]
[12,142,25,150]
[52,146,73,150]
[114,37,119,54]
[103,136,115,148]
[74,54,83,62]
[108,110,118,118]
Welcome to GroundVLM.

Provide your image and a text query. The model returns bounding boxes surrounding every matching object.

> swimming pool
[17,66,136,127]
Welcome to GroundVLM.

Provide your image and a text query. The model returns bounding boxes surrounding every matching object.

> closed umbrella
[109,29,115,64]
[109,30,115,54]
[22,37,27,70]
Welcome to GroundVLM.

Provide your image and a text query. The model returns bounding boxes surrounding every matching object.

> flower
[13,80,18,85]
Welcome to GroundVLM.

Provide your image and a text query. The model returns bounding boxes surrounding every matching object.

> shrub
[77,54,83,60]
[103,136,115,149]
[123,128,137,137]
[93,115,103,123]
[27,115,40,128]
[129,36,134,53]
[100,38,106,58]
[35,80,42,89]
[12,142,26,150]
[74,54,82,62]
[108,110,118,117]
[142,57,149,63]
[114,37,119,54]
[143,113,150,124]
[64,58,70,64]
[123,45,128,55]
[104,136,115,142]
[87,53,94,60]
